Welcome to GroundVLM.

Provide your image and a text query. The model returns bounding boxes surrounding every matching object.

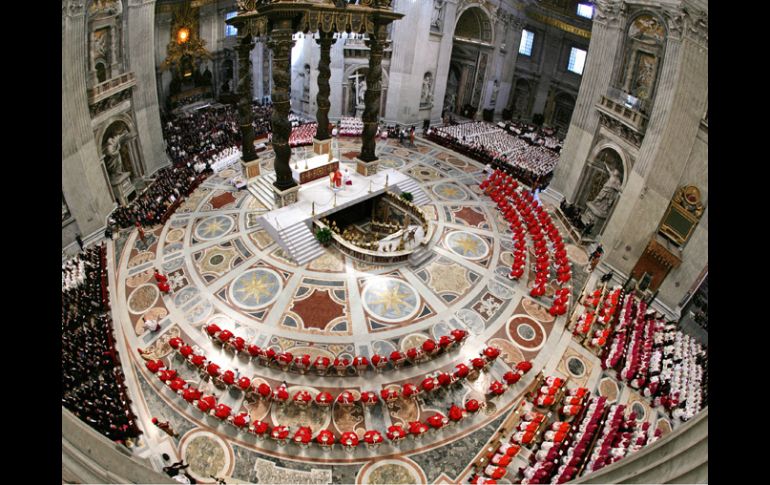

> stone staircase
[393,178,431,206]
[247,172,277,210]
[276,222,325,266]
[408,246,433,268]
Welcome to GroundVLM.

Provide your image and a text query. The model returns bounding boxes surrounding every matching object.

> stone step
[248,173,277,210]
[276,222,324,265]
[408,247,433,268]
[395,180,431,206]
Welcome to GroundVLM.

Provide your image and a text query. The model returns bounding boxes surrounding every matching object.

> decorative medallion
[445,231,489,260]
[361,276,420,322]
[228,268,282,310]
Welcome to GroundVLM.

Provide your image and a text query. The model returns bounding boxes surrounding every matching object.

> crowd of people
[428,121,561,190]
[62,245,141,445]
[110,164,203,229]
[574,287,708,423]
[336,117,364,136]
[287,122,317,147]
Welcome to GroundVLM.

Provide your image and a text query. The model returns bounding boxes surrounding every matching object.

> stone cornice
[63,0,86,18]
[593,0,626,28]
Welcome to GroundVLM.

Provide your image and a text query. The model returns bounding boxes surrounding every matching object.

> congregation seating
[595,293,708,423]
[479,169,573,309]
[144,338,534,452]
[110,164,205,229]
[428,122,560,190]
[288,122,318,147]
[163,334,520,409]
[162,103,272,167]
[61,245,141,445]
[336,117,364,136]
[201,322,469,375]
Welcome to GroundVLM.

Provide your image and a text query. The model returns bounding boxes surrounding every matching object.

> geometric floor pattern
[109,137,665,484]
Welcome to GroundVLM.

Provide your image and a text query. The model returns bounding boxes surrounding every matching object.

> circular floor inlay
[507,315,546,351]
[228,268,282,310]
[166,228,184,243]
[180,431,231,482]
[433,182,468,201]
[358,458,425,485]
[567,356,586,377]
[598,378,619,402]
[362,277,419,322]
[445,231,489,260]
[517,324,536,341]
[209,254,224,265]
[194,215,234,241]
[631,402,646,420]
[127,284,159,315]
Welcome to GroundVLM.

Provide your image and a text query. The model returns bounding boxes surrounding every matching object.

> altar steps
[277,223,325,266]
[247,173,277,210]
[408,246,434,268]
[393,178,431,206]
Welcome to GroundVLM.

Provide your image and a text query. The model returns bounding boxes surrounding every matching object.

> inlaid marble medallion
[194,215,234,241]
[445,231,490,260]
[361,276,420,323]
[229,268,282,310]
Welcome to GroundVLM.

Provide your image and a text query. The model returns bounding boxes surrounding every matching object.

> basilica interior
[62,1,708,484]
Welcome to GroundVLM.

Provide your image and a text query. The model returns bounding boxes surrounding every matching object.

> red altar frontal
[291,154,339,185]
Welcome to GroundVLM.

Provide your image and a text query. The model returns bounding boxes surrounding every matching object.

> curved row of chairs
[479,169,572,315]
[143,344,534,452]
[201,322,470,376]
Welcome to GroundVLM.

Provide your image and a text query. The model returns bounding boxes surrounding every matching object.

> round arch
[587,141,630,187]
[452,5,494,45]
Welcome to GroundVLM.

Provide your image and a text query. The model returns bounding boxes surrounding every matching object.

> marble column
[268,17,297,193]
[126,0,168,176]
[237,35,258,163]
[359,23,388,164]
[313,31,335,153]
[62,0,115,242]
[499,18,526,115]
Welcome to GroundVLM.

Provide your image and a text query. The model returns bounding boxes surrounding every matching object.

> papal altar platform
[256,164,429,265]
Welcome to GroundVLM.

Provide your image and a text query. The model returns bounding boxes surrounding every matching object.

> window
[568,47,587,75]
[225,11,238,37]
[577,3,594,19]
[519,29,534,56]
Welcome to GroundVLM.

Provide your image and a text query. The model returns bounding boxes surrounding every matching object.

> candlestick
[385,174,389,189]
[333,192,337,207]
[368,180,372,193]
[312,201,315,216]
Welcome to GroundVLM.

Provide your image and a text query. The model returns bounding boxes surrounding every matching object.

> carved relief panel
[619,13,667,111]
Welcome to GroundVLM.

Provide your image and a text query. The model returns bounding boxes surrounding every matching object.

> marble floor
[107,137,673,484]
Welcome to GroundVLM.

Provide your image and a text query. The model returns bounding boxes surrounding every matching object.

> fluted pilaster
[62,0,115,238]
[126,0,167,174]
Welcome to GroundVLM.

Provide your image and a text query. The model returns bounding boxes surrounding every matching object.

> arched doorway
[443,6,494,119]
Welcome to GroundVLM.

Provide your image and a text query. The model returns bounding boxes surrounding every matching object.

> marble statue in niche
[431,0,446,32]
[303,63,311,101]
[357,78,367,107]
[421,72,433,107]
[489,79,499,107]
[583,159,623,225]
[104,127,129,179]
